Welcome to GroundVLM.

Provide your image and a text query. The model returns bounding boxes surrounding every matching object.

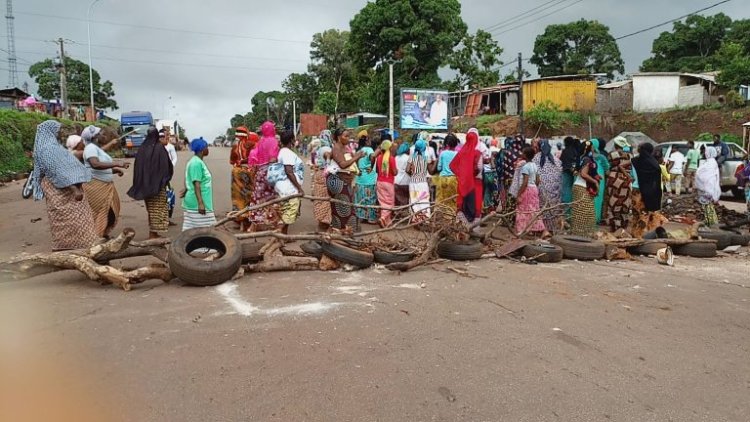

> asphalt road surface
[1,147,749,422]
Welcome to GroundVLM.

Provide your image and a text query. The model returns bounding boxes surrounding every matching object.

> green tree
[715,42,750,90]
[309,29,357,115]
[282,72,318,114]
[28,57,118,110]
[726,19,750,53]
[531,19,624,78]
[348,0,467,112]
[314,91,338,116]
[641,13,733,72]
[448,29,504,90]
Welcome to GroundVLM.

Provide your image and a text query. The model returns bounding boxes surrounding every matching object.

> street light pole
[87,0,102,120]
[389,62,394,138]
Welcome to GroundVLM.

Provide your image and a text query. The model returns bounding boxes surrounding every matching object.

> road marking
[215,282,342,317]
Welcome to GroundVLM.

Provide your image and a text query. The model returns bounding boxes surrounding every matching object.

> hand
[179,189,187,198]
[198,206,206,215]
[113,168,124,177]
[119,161,130,169]
[70,186,84,201]
[297,189,305,197]
[356,151,365,159]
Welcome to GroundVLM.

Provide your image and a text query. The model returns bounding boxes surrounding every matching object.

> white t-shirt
[275,147,303,197]
[83,143,114,183]
[165,143,178,167]
[668,151,685,175]
[395,154,411,186]
[521,162,539,186]
[476,142,490,179]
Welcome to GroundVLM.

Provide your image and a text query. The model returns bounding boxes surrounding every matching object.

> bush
[526,101,565,130]
[0,134,31,176]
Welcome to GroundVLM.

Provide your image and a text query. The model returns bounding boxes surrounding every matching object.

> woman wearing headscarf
[394,142,412,207]
[327,128,365,231]
[375,139,397,227]
[631,143,663,215]
[247,121,281,230]
[436,134,459,219]
[570,141,600,236]
[32,120,98,251]
[127,127,174,239]
[81,125,129,238]
[498,135,524,216]
[354,130,379,225]
[604,136,633,231]
[312,129,333,231]
[560,137,579,221]
[450,131,481,225]
[408,138,431,223]
[591,139,609,224]
[229,126,259,232]
[516,146,548,237]
[66,134,84,162]
[695,146,722,226]
[181,138,215,230]
[532,139,563,234]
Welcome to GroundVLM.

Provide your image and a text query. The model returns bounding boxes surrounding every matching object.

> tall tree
[348,0,467,112]
[448,29,504,90]
[714,42,750,90]
[28,57,118,110]
[282,72,318,114]
[641,13,733,72]
[531,19,624,78]
[308,29,356,115]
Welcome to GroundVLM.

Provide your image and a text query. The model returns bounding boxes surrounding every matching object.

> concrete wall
[678,84,707,108]
[633,75,680,112]
[595,86,633,114]
[506,92,518,116]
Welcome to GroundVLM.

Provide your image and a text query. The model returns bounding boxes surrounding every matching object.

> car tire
[321,241,374,268]
[521,243,563,263]
[373,249,416,264]
[437,240,484,261]
[300,241,323,259]
[168,228,243,287]
[697,230,732,250]
[628,242,668,256]
[240,240,265,264]
[728,233,750,247]
[550,235,606,260]
[21,175,33,199]
[731,187,744,200]
[674,242,717,258]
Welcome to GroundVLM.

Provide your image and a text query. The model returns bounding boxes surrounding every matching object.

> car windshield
[125,124,151,137]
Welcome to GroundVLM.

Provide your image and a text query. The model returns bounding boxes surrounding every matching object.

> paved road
[1,147,749,421]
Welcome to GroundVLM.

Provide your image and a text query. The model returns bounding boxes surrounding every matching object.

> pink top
[251,121,279,166]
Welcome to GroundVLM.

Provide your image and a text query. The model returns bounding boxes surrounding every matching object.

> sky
[4,0,748,139]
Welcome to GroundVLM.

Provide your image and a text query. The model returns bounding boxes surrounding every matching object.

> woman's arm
[332,145,362,169]
[193,181,206,214]
[87,156,129,170]
[100,139,120,152]
[518,174,529,197]
[284,165,304,195]
[581,164,598,187]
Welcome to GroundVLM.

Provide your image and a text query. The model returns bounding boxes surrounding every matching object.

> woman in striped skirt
[181,138,216,230]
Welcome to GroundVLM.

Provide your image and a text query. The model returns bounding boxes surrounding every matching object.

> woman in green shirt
[181,138,215,230]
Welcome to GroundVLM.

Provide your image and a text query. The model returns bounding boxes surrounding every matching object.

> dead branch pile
[661,195,746,226]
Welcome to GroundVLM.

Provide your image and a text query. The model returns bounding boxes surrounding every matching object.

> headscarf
[190,137,209,154]
[539,139,555,168]
[560,137,579,172]
[81,125,102,144]
[380,140,392,175]
[357,130,368,140]
[631,143,662,211]
[397,142,410,156]
[418,131,430,142]
[127,127,174,201]
[253,121,279,165]
[613,136,629,150]
[32,120,91,200]
[414,139,427,156]
[696,146,721,203]
[66,135,82,151]
[450,132,480,221]
[319,129,332,148]
[314,129,333,168]
[231,126,257,166]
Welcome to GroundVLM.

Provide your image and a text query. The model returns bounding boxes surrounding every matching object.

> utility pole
[5,0,17,88]
[388,62,394,138]
[518,52,524,137]
[58,38,68,115]
[292,100,297,138]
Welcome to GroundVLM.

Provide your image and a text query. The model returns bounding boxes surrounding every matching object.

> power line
[484,0,571,32]
[615,0,733,40]
[489,0,587,36]
[16,11,309,44]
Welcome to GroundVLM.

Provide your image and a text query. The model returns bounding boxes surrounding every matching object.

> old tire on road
[373,249,416,265]
[240,240,266,264]
[521,243,563,263]
[437,240,484,261]
[321,241,374,269]
[550,235,606,260]
[300,241,323,259]
[673,242,717,258]
[628,242,668,256]
[168,228,243,287]
[697,230,732,250]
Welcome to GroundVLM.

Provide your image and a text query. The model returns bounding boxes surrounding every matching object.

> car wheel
[550,235,606,260]
[168,228,243,286]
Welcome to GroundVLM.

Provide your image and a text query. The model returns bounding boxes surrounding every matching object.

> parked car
[658,141,747,199]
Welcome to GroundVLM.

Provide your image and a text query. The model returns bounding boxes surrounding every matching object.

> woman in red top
[375,139,397,227]
[229,126,259,231]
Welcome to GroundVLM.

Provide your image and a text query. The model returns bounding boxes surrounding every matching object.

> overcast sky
[5,0,748,138]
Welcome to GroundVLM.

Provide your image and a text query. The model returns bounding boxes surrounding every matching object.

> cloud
[8,0,748,138]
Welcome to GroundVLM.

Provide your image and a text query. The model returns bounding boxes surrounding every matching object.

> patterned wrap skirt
[605,170,632,231]
[248,164,280,226]
[409,181,431,223]
[395,184,410,207]
[312,168,332,225]
[145,187,169,233]
[182,209,217,231]
[516,185,546,235]
[435,175,457,218]
[571,185,597,236]
[354,183,378,223]
[41,178,98,251]
[231,166,255,224]
[376,181,396,226]
[83,178,120,237]
[326,173,355,230]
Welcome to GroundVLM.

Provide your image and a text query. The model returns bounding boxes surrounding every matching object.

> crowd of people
[29,117,744,252]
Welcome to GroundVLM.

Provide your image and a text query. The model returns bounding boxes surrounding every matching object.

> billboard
[400,89,449,130]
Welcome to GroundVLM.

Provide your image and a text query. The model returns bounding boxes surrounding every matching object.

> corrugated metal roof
[598,80,632,89]
[632,72,716,83]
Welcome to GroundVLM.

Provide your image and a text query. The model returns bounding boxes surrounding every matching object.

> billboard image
[400,89,449,130]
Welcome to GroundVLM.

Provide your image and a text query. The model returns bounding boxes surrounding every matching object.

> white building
[632,73,719,112]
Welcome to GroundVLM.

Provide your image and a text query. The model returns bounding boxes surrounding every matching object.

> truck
[120,111,154,157]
